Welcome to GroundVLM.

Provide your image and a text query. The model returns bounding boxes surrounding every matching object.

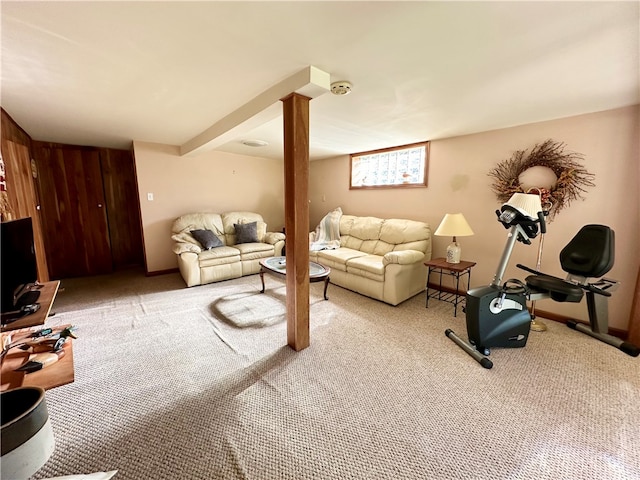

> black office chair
[517,224,639,357]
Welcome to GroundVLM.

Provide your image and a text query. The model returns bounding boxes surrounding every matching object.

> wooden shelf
[1,280,60,332]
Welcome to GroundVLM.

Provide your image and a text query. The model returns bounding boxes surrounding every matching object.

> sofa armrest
[172,230,203,255]
[264,231,285,244]
[383,250,424,266]
[173,242,202,255]
[176,251,201,287]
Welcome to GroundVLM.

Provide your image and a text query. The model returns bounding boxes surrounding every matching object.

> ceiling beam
[180,66,330,156]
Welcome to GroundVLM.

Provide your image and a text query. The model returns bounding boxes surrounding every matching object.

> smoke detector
[330,81,352,96]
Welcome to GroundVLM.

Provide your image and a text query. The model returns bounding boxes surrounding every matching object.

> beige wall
[133,141,285,273]
[133,106,638,330]
[309,105,639,330]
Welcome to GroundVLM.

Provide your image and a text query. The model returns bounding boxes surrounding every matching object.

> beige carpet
[29,269,640,480]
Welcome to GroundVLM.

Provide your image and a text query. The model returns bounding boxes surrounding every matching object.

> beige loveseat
[309,212,432,305]
[172,211,285,287]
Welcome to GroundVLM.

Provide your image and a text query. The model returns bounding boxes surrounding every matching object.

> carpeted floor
[29,268,640,479]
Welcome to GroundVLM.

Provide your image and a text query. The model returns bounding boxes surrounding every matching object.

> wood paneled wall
[2,108,143,281]
[1,109,50,282]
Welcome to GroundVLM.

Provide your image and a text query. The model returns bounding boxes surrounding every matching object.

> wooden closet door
[100,149,144,269]
[34,144,112,278]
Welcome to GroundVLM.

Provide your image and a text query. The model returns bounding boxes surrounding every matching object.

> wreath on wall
[487,139,595,220]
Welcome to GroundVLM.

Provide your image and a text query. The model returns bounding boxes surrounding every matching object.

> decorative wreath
[487,139,595,220]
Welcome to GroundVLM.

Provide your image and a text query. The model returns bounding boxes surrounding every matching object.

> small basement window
[350,141,429,189]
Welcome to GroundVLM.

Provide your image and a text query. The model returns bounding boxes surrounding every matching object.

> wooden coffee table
[259,256,331,300]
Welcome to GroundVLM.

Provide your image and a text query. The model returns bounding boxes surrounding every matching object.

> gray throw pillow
[234,222,258,244]
[190,229,223,250]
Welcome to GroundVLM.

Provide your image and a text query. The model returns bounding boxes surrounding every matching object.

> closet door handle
[97,203,103,208]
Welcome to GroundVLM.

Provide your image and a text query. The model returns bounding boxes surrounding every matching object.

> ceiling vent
[330,81,352,96]
[241,139,269,147]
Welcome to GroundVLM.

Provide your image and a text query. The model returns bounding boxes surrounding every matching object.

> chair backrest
[560,224,614,278]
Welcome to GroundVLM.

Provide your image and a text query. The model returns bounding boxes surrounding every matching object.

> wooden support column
[281,92,310,351]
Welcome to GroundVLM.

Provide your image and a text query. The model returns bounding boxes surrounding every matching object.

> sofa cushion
[380,219,431,249]
[346,255,386,276]
[234,222,258,244]
[372,240,395,256]
[340,216,385,254]
[191,229,224,250]
[198,246,241,267]
[317,248,367,272]
[172,213,225,239]
[234,243,274,255]
[222,212,267,243]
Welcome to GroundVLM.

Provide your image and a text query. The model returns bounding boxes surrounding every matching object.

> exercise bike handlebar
[516,263,540,275]
[538,211,547,234]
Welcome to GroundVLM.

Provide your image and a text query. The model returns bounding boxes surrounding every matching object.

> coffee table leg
[323,277,330,300]
[259,270,265,293]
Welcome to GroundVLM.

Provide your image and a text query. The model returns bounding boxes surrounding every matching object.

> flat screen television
[1,217,39,313]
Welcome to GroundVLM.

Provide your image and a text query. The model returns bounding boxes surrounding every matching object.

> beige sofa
[309,213,432,305]
[171,211,285,287]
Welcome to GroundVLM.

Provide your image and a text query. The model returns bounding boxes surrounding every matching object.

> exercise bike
[446,193,639,368]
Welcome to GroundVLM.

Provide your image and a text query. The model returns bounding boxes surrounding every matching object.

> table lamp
[434,213,474,264]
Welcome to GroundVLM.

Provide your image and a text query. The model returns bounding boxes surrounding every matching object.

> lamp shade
[434,213,474,237]
[502,193,542,220]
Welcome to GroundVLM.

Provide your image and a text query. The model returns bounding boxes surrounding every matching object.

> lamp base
[446,242,461,264]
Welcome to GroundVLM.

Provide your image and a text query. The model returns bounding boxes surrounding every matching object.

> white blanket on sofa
[310,207,342,251]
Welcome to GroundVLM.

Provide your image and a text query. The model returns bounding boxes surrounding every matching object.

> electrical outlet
[147,193,154,201]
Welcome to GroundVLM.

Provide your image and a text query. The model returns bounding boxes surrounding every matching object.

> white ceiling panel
[2,1,638,160]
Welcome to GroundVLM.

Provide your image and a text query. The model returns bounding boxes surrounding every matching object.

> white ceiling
[2,1,638,161]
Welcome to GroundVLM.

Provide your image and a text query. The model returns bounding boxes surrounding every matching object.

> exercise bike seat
[523,225,615,303]
[559,224,614,278]
[525,274,584,302]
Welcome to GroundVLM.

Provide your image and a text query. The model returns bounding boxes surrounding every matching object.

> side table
[425,258,476,317]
